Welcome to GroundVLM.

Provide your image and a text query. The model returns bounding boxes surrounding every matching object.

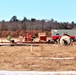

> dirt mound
[0,30,51,37]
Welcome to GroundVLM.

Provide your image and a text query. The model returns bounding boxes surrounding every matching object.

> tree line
[0,15,76,31]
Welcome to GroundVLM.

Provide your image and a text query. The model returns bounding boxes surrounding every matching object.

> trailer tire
[60,36,71,45]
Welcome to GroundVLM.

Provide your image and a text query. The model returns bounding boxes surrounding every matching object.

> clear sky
[0,0,76,23]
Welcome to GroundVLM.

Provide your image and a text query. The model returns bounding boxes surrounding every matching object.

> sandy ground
[0,44,76,71]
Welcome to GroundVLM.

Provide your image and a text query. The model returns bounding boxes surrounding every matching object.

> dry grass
[0,44,76,71]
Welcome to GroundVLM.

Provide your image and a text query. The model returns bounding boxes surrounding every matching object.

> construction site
[0,29,76,75]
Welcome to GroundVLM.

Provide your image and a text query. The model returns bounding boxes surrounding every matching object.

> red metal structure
[25,33,32,42]
[40,36,46,41]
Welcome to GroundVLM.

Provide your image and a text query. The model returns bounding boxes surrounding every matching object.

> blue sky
[0,0,76,22]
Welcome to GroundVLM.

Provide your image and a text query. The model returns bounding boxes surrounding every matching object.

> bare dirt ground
[0,43,76,71]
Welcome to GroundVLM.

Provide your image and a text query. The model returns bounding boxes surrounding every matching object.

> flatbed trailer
[0,41,55,46]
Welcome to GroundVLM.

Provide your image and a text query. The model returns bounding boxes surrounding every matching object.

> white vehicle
[51,29,76,42]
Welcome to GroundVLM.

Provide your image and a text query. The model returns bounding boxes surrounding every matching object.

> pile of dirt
[0,30,51,37]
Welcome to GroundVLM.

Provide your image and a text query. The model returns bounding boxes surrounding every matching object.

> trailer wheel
[60,36,71,45]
